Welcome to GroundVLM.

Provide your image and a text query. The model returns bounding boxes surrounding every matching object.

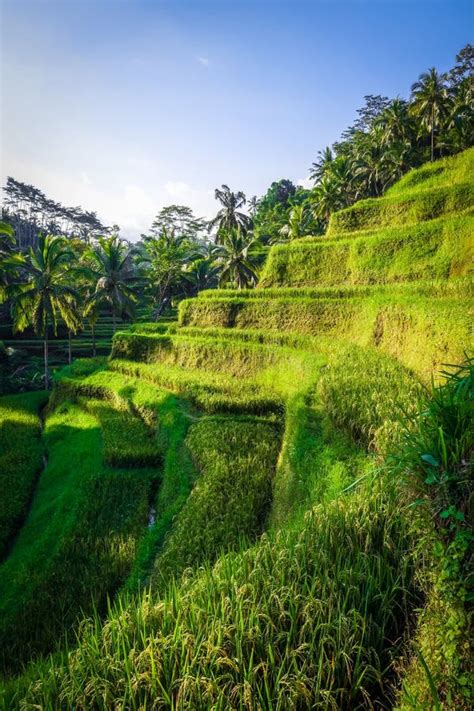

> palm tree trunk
[431,106,435,162]
[44,328,49,390]
[112,311,116,334]
[92,323,96,357]
[68,330,72,364]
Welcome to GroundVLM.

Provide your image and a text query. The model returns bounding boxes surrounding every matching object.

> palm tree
[248,195,259,216]
[382,141,414,187]
[443,77,474,153]
[0,221,15,251]
[309,147,334,183]
[310,174,345,224]
[85,235,137,333]
[410,68,450,161]
[278,204,311,242]
[351,129,387,197]
[376,98,413,146]
[136,229,192,318]
[183,258,219,296]
[208,185,252,243]
[1,234,80,388]
[214,229,260,289]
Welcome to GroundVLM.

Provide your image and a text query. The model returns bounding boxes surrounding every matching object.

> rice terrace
[0,2,473,709]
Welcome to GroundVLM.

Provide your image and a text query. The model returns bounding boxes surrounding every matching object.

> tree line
[1,177,112,250]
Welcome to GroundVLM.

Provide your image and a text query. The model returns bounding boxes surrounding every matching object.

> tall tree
[150,205,206,241]
[85,235,137,332]
[375,98,413,146]
[136,229,193,318]
[310,147,334,183]
[1,177,110,249]
[410,68,450,161]
[214,229,260,289]
[1,234,80,388]
[208,185,251,243]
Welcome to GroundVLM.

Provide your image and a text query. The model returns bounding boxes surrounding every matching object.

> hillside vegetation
[0,150,473,709]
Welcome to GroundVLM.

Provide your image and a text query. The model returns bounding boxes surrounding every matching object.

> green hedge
[260,212,474,287]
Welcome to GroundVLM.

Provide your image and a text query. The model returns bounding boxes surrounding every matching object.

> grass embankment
[0,391,48,560]
[4,482,420,710]
[386,147,474,195]
[179,290,471,381]
[327,181,473,235]
[4,357,471,710]
[0,395,161,672]
[196,279,473,299]
[52,359,200,591]
[261,212,473,287]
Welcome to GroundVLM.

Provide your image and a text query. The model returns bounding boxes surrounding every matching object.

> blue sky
[1,0,472,239]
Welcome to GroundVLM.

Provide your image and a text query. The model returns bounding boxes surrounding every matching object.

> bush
[394,358,474,710]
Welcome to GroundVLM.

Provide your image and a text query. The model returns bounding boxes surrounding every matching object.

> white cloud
[164,180,193,199]
[0,155,218,241]
[163,180,215,219]
[196,55,210,67]
[297,176,313,190]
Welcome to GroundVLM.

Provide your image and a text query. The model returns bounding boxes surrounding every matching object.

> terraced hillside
[1,150,472,709]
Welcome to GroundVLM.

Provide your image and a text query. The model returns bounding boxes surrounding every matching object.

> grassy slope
[179,291,471,382]
[1,150,472,708]
[0,391,48,560]
[0,397,160,672]
[260,212,473,287]
[153,416,281,587]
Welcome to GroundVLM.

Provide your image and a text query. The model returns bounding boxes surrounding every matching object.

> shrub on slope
[395,359,473,710]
